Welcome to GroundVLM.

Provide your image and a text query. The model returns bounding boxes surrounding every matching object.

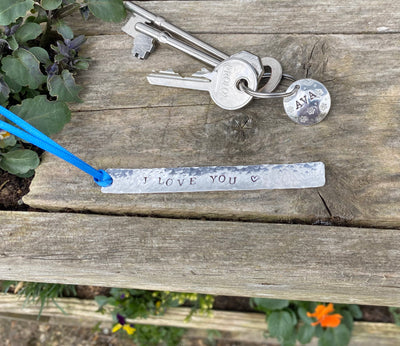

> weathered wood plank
[0,295,399,346]
[25,33,400,225]
[70,33,400,112]
[1,212,400,306]
[0,295,267,332]
[65,1,400,36]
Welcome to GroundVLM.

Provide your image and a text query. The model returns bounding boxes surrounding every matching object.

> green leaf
[4,74,22,93]
[297,323,315,344]
[318,325,351,346]
[7,36,19,50]
[282,331,297,346]
[10,95,71,136]
[14,22,42,43]
[0,134,17,148]
[252,298,290,311]
[389,307,400,326]
[288,308,297,326]
[86,0,126,22]
[55,20,74,40]
[0,0,35,26]
[298,306,314,324]
[15,169,35,178]
[0,149,39,175]
[25,88,41,99]
[48,70,82,103]
[348,305,362,319]
[340,310,353,331]
[2,48,46,89]
[94,295,109,310]
[315,325,324,337]
[29,46,51,65]
[74,60,89,70]
[41,0,62,10]
[267,311,295,338]
[0,76,10,101]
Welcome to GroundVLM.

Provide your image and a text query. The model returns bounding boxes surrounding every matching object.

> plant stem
[0,179,10,191]
[39,10,53,48]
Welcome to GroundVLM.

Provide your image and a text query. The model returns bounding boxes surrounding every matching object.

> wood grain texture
[0,295,399,346]
[1,212,400,306]
[65,1,400,36]
[25,34,400,226]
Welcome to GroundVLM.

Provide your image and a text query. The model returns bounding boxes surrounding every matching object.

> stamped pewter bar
[101,162,325,194]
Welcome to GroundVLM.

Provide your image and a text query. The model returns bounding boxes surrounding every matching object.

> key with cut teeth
[122,2,265,82]
[122,1,331,123]
[147,57,259,110]
[122,15,155,59]
[124,1,229,61]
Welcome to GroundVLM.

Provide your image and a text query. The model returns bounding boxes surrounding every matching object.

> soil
[0,170,33,211]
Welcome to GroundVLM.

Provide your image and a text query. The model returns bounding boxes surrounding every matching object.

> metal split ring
[238,73,299,99]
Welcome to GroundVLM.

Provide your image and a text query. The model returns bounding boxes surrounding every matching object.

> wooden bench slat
[65,1,400,36]
[0,295,399,345]
[25,33,400,226]
[1,212,400,306]
[70,33,400,112]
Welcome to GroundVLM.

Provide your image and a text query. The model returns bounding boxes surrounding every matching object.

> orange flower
[307,303,342,328]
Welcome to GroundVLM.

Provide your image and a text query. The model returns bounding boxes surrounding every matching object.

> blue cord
[0,106,112,187]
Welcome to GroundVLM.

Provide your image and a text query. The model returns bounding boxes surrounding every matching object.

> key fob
[283,79,331,126]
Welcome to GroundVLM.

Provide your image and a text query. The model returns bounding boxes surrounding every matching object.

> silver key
[124,1,228,61]
[122,15,155,59]
[135,22,221,67]
[148,58,259,110]
[123,3,264,80]
[258,57,283,93]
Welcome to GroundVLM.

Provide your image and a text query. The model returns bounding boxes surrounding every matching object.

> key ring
[123,2,332,125]
[238,74,299,99]
[239,75,331,126]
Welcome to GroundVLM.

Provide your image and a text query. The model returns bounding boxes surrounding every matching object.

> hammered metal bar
[101,162,325,194]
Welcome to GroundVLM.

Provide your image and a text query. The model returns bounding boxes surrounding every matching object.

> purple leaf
[46,63,59,77]
[56,41,70,57]
[68,35,86,51]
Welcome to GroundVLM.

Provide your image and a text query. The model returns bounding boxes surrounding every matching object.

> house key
[122,2,279,84]
[148,57,259,110]
[123,1,331,124]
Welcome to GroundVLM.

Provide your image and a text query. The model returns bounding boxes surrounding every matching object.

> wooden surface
[66,1,400,35]
[0,294,399,345]
[25,1,400,227]
[11,0,400,304]
[1,211,400,306]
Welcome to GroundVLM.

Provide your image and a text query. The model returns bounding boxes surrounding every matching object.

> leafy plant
[2,280,76,318]
[95,288,214,345]
[389,307,400,326]
[0,0,127,177]
[251,298,362,346]
[129,324,186,346]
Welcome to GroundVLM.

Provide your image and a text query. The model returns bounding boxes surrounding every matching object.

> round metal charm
[283,79,331,126]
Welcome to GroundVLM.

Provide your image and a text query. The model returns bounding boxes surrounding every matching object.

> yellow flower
[123,324,136,335]
[112,314,136,335]
[112,323,136,335]
[112,323,123,333]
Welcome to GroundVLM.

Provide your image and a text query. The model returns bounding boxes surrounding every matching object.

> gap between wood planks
[19,202,393,231]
